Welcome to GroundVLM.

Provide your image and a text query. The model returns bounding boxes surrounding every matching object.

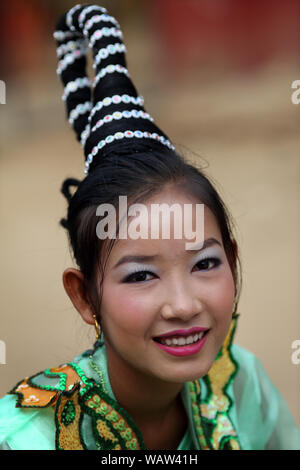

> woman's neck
[105,342,185,426]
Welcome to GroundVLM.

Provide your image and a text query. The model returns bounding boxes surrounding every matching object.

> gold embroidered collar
[9,315,241,450]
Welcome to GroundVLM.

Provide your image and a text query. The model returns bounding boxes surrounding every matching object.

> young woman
[0,4,299,450]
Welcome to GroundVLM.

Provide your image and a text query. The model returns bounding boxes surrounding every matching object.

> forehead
[102,188,223,265]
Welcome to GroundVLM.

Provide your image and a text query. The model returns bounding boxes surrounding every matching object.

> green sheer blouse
[0,326,299,450]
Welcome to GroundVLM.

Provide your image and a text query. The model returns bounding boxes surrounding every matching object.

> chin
[157,361,213,384]
[183,366,213,383]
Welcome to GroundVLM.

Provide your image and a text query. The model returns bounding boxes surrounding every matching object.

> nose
[160,283,204,322]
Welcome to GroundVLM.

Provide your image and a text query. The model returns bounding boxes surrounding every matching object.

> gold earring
[232,298,238,318]
[93,314,101,340]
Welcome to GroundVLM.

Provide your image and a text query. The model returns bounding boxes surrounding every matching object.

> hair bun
[54,4,175,176]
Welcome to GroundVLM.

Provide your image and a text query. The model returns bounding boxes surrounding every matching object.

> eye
[123,270,156,283]
[192,257,221,272]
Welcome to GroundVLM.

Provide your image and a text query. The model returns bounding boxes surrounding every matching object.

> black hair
[54,5,242,326]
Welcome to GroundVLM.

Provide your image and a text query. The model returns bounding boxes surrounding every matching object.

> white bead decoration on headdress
[84,131,175,174]
[93,43,126,69]
[62,77,91,101]
[91,110,154,133]
[80,123,91,148]
[78,5,107,29]
[66,4,82,32]
[69,101,92,125]
[93,64,129,89]
[89,27,123,48]
[89,95,145,121]
[57,44,87,75]
[53,30,81,41]
[57,39,87,59]
[54,4,176,175]
[83,14,120,37]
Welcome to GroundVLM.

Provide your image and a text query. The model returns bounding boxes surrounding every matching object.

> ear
[62,268,94,325]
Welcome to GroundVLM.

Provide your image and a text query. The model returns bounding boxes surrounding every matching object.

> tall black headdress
[53,3,175,175]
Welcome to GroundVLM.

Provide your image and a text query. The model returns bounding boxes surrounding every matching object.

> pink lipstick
[153,327,210,357]
[155,327,208,339]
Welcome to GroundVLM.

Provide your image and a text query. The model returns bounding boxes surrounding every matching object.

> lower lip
[153,331,209,357]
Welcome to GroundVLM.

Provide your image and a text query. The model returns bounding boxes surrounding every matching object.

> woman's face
[99,186,236,385]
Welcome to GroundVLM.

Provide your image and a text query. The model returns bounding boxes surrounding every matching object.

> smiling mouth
[153,330,210,347]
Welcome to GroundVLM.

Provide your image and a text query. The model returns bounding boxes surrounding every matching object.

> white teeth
[159,331,205,347]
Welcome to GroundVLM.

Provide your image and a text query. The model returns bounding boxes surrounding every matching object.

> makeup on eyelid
[118,246,223,280]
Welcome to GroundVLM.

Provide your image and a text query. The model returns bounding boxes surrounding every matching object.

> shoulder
[231,343,262,376]
[229,343,300,449]
[0,361,91,450]
[231,343,273,395]
[230,343,269,405]
[231,343,261,365]
[0,392,55,450]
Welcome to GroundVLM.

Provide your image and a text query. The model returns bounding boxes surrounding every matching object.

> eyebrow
[113,237,222,269]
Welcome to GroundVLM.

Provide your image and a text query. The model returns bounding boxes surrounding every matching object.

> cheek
[209,267,235,316]
[101,283,153,335]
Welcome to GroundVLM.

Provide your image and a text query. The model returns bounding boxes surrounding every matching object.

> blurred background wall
[0,0,299,428]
